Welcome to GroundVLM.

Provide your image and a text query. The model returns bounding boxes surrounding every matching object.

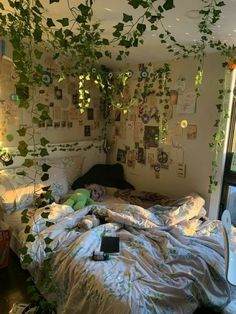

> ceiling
[2,0,236,67]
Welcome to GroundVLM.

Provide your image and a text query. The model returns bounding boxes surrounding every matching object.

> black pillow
[71,163,134,190]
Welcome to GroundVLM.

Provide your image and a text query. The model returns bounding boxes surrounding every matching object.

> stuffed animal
[63,188,94,210]
[77,214,100,230]
[85,184,106,202]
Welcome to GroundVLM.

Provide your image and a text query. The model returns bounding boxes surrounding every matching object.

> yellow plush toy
[63,188,94,210]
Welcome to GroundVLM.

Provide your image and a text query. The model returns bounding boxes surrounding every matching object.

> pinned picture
[72,94,79,105]
[187,124,197,140]
[170,90,178,105]
[55,86,62,100]
[87,108,94,120]
[61,121,66,128]
[137,147,146,164]
[117,149,127,164]
[84,125,91,136]
[54,121,60,128]
[114,110,121,122]
[144,126,159,148]
[38,121,45,128]
[46,119,53,127]
[127,150,135,168]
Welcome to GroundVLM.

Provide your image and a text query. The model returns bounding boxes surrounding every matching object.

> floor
[0,250,31,314]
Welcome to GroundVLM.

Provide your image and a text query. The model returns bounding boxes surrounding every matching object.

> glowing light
[180,120,188,128]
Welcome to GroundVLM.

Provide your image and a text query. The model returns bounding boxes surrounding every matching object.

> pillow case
[72,163,134,190]
[0,158,69,214]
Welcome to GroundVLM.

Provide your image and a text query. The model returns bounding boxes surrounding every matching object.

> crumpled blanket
[19,193,233,314]
[114,188,189,209]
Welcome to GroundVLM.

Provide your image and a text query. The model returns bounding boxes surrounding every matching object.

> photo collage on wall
[113,77,200,179]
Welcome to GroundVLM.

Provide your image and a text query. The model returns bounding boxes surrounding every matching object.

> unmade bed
[1,160,236,313]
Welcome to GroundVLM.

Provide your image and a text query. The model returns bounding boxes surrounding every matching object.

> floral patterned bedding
[19,194,234,314]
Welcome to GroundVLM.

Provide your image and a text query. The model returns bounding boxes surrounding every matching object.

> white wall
[107,53,229,213]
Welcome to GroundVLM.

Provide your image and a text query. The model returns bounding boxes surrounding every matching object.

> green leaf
[102,38,109,45]
[95,51,103,59]
[22,159,34,168]
[22,254,33,265]
[41,173,49,181]
[57,18,69,27]
[32,117,40,124]
[0,3,4,9]
[114,22,124,32]
[40,148,49,157]
[42,185,51,191]
[151,25,158,31]
[46,221,54,227]
[19,246,28,255]
[216,1,225,6]
[46,18,55,27]
[24,225,31,234]
[26,234,35,242]
[35,0,43,9]
[128,0,140,9]
[137,23,146,35]
[36,103,46,111]
[40,111,51,121]
[42,163,51,172]
[163,0,175,10]
[44,237,53,245]
[17,129,27,139]
[41,212,50,219]
[40,137,49,146]
[16,170,26,176]
[44,247,53,253]
[19,101,30,109]
[123,13,133,23]
[34,49,43,60]
[21,215,29,224]
[17,141,29,157]
[78,3,91,16]
[33,27,42,42]
[6,134,14,142]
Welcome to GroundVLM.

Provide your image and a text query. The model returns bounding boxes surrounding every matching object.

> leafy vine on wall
[0,0,235,311]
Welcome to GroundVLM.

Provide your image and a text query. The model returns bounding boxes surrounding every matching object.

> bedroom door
[220,95,236,226]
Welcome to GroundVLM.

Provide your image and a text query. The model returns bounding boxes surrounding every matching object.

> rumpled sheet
[19,194,234,314]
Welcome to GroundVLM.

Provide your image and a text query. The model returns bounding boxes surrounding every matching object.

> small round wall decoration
[42,71,53,86]
[153,164,161,172]
[158,151,168,164]
[91,67,97,74]
[127,70,133,78]
[140,70,148,79]
[108,72,113,79]
[180,119,188,128]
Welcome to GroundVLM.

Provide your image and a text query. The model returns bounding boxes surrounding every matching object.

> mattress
[3,210,26,255]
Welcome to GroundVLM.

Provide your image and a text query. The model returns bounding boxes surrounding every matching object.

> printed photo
[84,125,91,136]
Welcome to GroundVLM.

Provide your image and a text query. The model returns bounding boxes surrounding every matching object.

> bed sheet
[18,194,234,314]
[2,195,125,254]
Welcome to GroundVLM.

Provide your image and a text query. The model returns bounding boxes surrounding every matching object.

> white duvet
[19,194,235,314]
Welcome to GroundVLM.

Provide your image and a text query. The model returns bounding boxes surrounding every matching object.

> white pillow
[0,158,69,214]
